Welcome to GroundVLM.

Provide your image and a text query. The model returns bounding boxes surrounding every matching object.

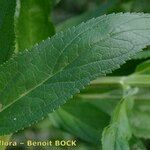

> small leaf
[15,0,55,51]
[0,0,16,64]
[102,99,132,150]
[0,13,150,135]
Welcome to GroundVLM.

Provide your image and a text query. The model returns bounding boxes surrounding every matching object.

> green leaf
[0,0,16,64]
[0,13,150,135]
[102,99,132,150]
[15,0,55,51]
[49,97,111,145]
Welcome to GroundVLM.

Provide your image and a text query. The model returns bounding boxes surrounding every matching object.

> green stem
[91,75,150,86]
[79,75,150,100]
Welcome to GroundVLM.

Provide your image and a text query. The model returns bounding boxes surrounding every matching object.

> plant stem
[91,75,150,86]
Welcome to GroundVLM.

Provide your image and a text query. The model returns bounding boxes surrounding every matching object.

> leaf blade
[15,0,55,51]
[102,99,132,150]
[0,0,16,64]
[0,13,150,135]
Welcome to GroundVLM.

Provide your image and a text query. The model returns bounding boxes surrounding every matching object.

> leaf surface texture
[0,13,150,135]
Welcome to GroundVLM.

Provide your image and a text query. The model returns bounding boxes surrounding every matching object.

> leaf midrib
[0,17,106,109]
[0,46,138,113]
